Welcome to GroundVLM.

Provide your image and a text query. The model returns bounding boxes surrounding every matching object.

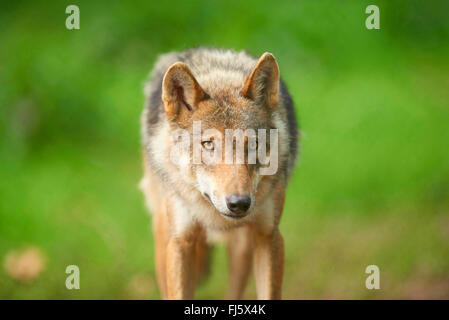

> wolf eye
[201,140,215,151]
[248,140,258,151]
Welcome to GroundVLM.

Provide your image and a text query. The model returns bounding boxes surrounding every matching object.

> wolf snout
[226,194,251,215]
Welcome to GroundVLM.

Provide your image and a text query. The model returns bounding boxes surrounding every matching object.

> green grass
[1,0,449,299]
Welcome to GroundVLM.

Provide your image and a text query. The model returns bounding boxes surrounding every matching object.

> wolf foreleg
[252,227,284,300]
[166,236,197,299]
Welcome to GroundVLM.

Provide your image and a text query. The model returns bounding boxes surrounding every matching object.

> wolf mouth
[203,192,212,204]
[220,213,247,220]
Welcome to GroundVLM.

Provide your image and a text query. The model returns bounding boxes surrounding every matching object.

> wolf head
[161,53,280,220]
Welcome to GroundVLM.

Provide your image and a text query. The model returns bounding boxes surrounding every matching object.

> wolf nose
[226,194,251,214]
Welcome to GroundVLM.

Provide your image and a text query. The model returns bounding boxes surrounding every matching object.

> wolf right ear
[241,52,280,109]
[162,62,208,122]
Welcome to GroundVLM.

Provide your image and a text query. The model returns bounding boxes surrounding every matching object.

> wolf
[140,48,298,299]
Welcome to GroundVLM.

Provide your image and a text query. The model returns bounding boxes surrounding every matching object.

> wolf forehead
[187,100,273,131]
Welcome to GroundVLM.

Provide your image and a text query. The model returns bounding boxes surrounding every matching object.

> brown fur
[140,48,298,299]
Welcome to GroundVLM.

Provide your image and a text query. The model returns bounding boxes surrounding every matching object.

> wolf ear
[241,52,280,109]
[162,62,208,121]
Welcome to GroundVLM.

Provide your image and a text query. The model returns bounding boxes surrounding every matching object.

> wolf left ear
[241,52,280,109]
[162,62,208,121]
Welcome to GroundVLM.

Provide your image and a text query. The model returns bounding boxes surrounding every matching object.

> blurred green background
[1,0,449,299]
